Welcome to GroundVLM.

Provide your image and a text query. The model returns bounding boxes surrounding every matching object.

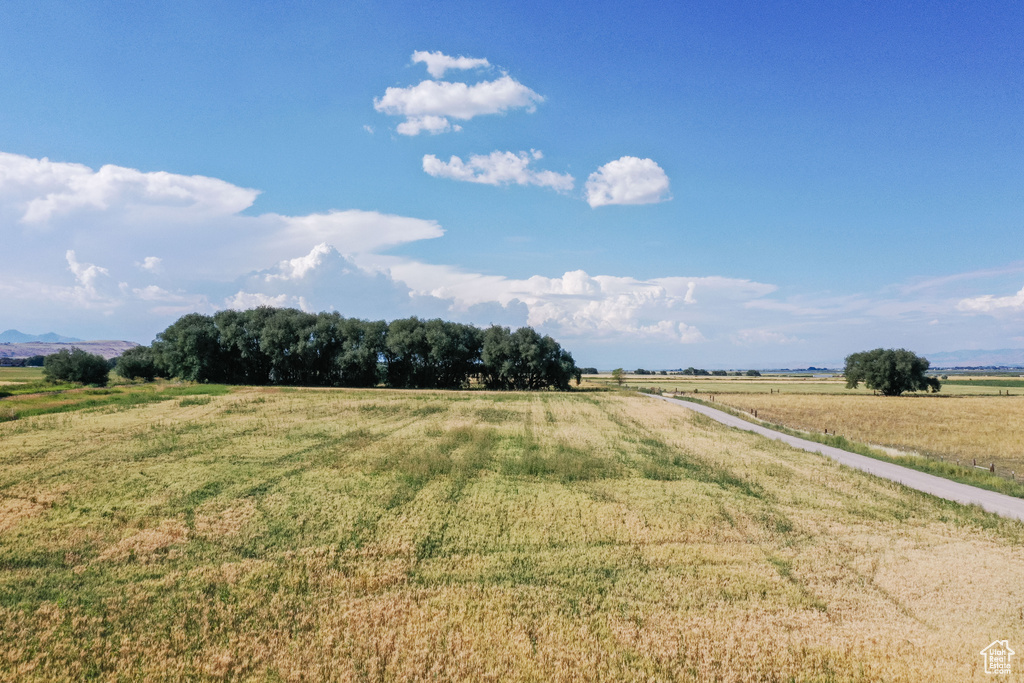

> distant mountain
[925,348,1024,368]
[0,329,82,343]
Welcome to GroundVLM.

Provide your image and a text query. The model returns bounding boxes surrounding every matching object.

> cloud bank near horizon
[1,150,1020,365]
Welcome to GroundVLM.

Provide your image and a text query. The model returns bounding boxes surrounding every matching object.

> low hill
[0,340,139,360]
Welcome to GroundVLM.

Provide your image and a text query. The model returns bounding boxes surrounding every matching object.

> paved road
[650,394,1024,523]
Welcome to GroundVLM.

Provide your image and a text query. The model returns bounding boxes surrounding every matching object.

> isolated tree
[43,348,110,386]
[611,368,624,386]
[844,348,940,396]
[115,346,158,381]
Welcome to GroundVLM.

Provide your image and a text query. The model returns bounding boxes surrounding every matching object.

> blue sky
[1,1,1022,368]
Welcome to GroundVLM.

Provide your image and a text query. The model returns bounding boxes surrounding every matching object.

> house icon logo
[980,640,1014,675]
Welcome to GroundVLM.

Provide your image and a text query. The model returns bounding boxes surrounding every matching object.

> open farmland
[708,392,1024,474]
[603,373,1021,396]
[2,387,1024,680]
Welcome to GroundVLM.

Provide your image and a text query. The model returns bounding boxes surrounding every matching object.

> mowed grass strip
[1,387,1023,681]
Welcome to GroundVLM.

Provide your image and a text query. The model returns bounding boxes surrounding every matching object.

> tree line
[107,308,581,391]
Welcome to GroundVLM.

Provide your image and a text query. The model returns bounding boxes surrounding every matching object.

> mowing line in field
[650,394,1024,523]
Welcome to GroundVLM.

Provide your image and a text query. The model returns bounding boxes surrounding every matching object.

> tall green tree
[481,326,579,390]
[115,346,158,381]
[844,348,940,396]
[152,313,226,383]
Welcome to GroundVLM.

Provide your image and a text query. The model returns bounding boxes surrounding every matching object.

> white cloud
[276,210,444,255]
[224,291,310,311]
[411,50,490,78]
[396,115,459,136]
[0,152,258,224]
[423,150,574,192]
[138,256,162,272]
[585,156,671,207]
[266,243,334,282]
[374,76,543,136]
[62,250,121,310]
[956,285,1024,314]
[354,258,773,342]
[130,285,212,316]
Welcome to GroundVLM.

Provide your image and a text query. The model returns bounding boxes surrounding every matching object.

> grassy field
[2,386,1023,680]
[0,367,45,385]
[602,373,1021,396]
[705,392,1024,473]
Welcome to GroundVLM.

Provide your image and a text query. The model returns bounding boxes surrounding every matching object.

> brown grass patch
[713,392,1024,469]
[96,520,188,563]
[194,501,258,538]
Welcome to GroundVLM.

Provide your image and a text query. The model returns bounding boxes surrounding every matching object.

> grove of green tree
[142,308,580,391]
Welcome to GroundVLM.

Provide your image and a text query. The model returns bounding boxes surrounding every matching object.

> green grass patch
[0,382,231,421]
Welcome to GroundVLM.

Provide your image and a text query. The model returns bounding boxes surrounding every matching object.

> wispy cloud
[411,50,490,78]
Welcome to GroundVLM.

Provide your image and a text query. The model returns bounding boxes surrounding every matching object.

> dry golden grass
[712,392,1024,470]
[1,386,1023,681]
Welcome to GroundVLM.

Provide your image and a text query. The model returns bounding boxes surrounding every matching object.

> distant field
[2,386,1022,680]
[0,367,44,384]
[708,392,1024,472]
[596,373,1018,396]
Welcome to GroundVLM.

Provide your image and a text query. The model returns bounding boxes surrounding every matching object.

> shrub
[43,348,110,386]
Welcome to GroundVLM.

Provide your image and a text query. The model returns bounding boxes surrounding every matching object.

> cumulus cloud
[0,152,258,224]
[4,148,909,363]
[397,115,460,136]
[374,76,543,136]
[956,285,1024,314]
[138,256,162,272]
[585,156,671,207]
[422,150,574,192]
[412,50,490,78]
[355,257,775,343]
[265,243,334,282]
